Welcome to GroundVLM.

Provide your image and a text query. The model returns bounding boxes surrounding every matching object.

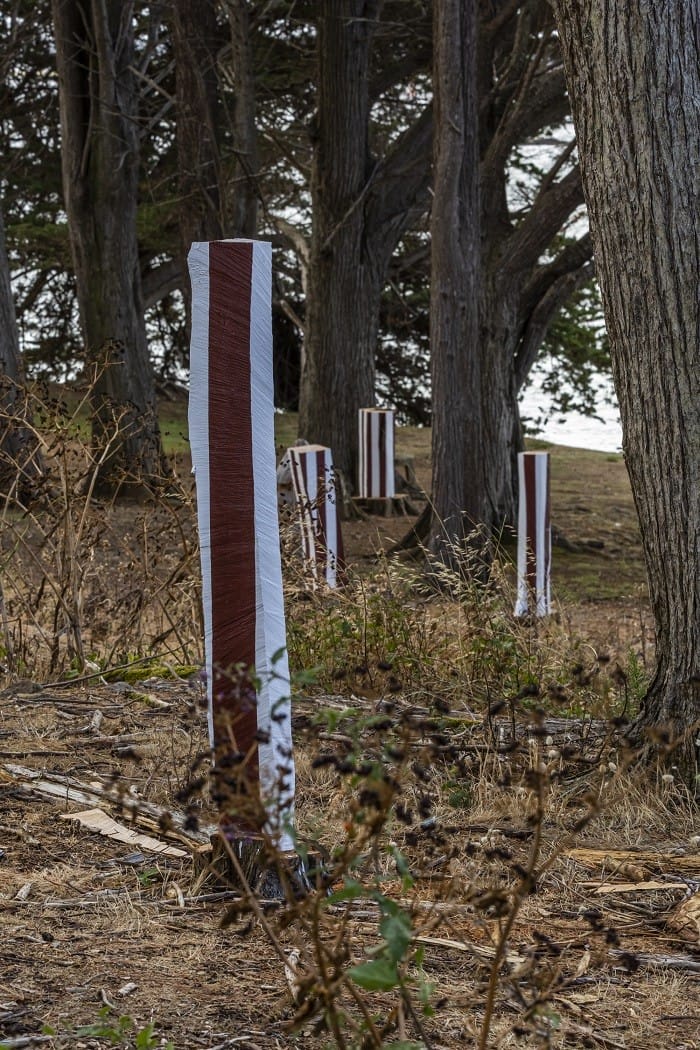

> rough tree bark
[224,0,259,239]
[476,2,589,526]
[427,0,485,569]
[299,1,432,482]
[52,0,164,496]
[553,0,700,779]
[170,0,225,330]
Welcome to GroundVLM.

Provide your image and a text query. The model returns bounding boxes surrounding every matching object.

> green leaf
[326,878,365,905]
[389,845,415,890]
[379,908,412,964]
[135,1023,157,1048]
[347,958,400,991]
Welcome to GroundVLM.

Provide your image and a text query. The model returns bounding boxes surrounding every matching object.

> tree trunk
[52,0,163,497]
[299,3,433,484]
[553,0,700,780]
[299,2,382,482]
[225,0,259,239]
[0,208,43,501]
[479,278,522,528]
[170,0,225,331]
[427,0,486,571]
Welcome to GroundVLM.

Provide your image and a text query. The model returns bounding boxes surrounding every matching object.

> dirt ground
[1,439,698,1050]
[1,675,698,1050]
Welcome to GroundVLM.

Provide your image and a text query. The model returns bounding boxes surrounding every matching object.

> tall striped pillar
[288,443,346,588]
[514,451,552,617]
[358,408,395,499]
[188,239,295,851]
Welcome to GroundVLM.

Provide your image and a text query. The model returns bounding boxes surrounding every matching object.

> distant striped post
[514,451,552,617]
[188,239,295,851]
[288,443,346,588]
[358,408,395,499]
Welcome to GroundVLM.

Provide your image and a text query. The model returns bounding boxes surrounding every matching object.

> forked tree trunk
[427,0,486,571]
[52,0,163,497]
[553,1,700,780]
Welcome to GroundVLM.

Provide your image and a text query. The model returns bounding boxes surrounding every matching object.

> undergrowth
[0,374,201,679]
[2,382,678,1050]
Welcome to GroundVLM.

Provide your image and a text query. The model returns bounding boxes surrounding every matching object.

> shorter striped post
[514,451,552,617]
[358,408,395,499]
[288,443,346,588]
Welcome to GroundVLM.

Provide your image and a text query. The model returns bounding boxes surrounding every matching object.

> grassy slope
[160,398,646,602]
[87,391,646,605]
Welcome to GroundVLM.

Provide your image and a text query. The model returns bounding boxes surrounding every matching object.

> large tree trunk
[299,3,432,483]
[479,279,522,528]
[225,0,259,239]
[52,0,163,497]
[299,1,381,482]
[0,208,43,501]
[553,0,700,780]
[170,0,225,331]
[427,0,486,570]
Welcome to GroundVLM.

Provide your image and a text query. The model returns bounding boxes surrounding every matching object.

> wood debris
[60,808,187,857]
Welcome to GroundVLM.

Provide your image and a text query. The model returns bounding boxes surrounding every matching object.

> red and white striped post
[358,408,395,499]
[188,239,295,851]
[288,443,346,588]
[514,451,552,617]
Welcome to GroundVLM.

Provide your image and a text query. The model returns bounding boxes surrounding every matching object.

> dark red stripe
[378,412,386,497]
[524,454,537,597]
[208,241,259,798]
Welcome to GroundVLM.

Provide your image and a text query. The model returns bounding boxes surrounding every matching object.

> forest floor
[1,420,698,1050]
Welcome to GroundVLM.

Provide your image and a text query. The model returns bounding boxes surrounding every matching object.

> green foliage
[29,1007,174,1049]
[286,573,449,697]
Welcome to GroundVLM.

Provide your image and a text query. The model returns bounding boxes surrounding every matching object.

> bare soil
[1,436,698,1050]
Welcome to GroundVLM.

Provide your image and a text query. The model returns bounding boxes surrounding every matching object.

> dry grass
[2,397,697,1050]
[1,672,698,1048]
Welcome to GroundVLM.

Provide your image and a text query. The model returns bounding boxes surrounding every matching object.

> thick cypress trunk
[553,1,700,780]
[170,0,225,330]
[479,279,522,528]
[52,0,163,496]
[299,2,381,482]
[427,0,485,569]
[300,3,432,484]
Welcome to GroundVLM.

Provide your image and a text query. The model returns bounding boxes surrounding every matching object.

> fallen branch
[3,762,214,846]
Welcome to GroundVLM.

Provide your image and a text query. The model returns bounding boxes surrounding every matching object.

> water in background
[520,369,622,453]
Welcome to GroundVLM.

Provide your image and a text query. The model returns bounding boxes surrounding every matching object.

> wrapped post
[514,451,552,617]
[357,407,395,499]
[288,443,346,588]
[188,239,295,851]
